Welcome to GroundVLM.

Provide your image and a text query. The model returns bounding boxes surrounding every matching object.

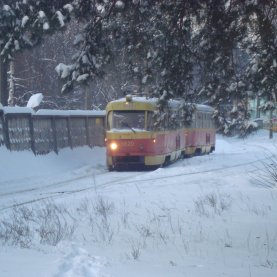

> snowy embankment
[0,130,277,277]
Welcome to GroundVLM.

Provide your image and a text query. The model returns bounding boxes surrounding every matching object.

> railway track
[0,171,148,211]
[1,150,274,212]
[0,169,108,198]
[3,141,269,198]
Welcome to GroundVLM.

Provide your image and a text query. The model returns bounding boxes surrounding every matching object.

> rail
[0,107,105,155]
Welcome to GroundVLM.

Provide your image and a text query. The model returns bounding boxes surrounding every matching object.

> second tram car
[105,95,216,170]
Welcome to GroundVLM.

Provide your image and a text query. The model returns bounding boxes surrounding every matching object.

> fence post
[67,117,72,149]
[51,116,58,154]
[29,114,36,155]
[3,114,10,150]
[85,116,90,147]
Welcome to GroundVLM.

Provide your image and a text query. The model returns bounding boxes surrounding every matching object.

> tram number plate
[121,141,135,147]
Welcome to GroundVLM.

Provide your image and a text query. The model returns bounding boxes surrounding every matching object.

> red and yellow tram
[105,95,216,170]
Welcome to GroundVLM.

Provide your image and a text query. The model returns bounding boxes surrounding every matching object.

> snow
[35,109,105,116]
[21,15,29,27]
[82,55,89,64]
[1,104,104,117]
[26,93,43,108]
[63,4,74,13]
[74,34,84,45]
[53,244,108,277]
[3,106,34,114]
[3,5,11,11]
[115,1,125,9]
[43,22,50,30]
[14,40,20,50]
[0,130,277,277]
[142,75,148,84]
[38,10,46,19]
[261,77,268,84]
[76,73,89,82]
[111,96,158,104]
[56,11,65,27]
[55,63,74,79]
[96,4,105,14]
[109,128,145,132]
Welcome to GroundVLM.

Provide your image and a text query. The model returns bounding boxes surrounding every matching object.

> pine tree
[244,1,277,116]
[195,1,249,135]
[1,0,277,135]
[0,0,72,60]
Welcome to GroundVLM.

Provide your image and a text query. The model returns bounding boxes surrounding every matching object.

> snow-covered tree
[244,1,277,113]
[194,1,250,135]
[1,0,277,135]
[0,0,73,60]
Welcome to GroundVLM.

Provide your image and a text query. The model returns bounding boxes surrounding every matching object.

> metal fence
[0,107,105,155]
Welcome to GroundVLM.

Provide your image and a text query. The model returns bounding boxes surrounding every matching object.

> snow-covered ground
[0,130,277,277]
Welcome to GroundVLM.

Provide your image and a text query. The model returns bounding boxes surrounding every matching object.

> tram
[105,95,216,170]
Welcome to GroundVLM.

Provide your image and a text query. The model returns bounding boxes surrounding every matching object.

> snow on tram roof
[111,96,159,104]
[110,96,214,112]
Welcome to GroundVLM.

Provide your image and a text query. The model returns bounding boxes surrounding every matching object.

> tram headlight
[110,142,118,151]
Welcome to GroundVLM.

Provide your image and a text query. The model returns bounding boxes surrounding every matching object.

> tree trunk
[0,57,8,106]
[256,95,260,118]
[85,86,92,110]
[8,60,15,106]
[269,109,273,139]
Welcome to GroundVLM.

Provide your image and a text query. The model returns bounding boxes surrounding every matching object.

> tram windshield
[108,111,148,131]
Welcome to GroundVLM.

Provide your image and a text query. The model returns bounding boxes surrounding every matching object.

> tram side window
[147,111,168,131]
[197,112,202,128]
[147,111,154,131]
[191,112,196,128]
[200,112,204,128]
[208,113,212,128]
[162,112,169,130]
[107,111,113,130]
[167,111,180,130]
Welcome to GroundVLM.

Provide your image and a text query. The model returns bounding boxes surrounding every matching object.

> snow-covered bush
[0,202,76,248]
[256,154,277,188]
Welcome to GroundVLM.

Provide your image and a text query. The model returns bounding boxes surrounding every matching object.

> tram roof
[107,96,214,113]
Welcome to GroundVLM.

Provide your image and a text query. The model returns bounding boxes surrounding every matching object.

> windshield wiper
[122,122,136,133]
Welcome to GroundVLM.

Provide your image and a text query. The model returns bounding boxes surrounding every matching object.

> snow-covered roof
[3,106,34,115]
[35,109,105,117]
[1,106,105,117]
